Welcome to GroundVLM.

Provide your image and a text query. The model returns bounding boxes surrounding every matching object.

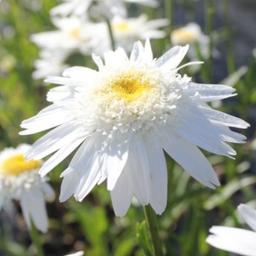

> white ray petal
[156,45,189,70]
[105,141,129,191]
[238,204,256,231]
[39,136,84,176]
[160,129,220,188]
[27,123,83,159]
[110,166,133,217]
[127,135,151,204]
[200,106,250,129]
[21,189,48,233]
[186,82,236,101]
[173,99,236,156]
[144,134,167,215]
[207,226,256,256]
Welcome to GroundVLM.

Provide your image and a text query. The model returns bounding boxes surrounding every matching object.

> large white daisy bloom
[207,204,256,256]
[20,41,248,216]
[171,23,210,60]
[0,144,55,232]
[31,16,104,56]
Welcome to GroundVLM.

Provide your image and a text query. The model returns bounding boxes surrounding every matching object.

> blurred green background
[0,0,256,255]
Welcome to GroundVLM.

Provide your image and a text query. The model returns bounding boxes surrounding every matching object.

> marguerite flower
[108,15,167,51]
[50,0,157,17]
[33,50,68,80]
[171,23,210,60]
[20,40,248,216]
[0,144,54,232]
[207,204,256,256]
[31,16,104,56]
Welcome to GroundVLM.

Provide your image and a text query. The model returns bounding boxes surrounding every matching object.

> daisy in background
[50,0,157,18]
[207,204,256,256]
[31,16,105,56]
[171,23,210,61]
[32,50,68,80]
[0,144,54,232]
[21,40,248,217]
[105,15,168,51]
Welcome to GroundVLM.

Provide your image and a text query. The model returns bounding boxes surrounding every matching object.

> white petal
[27,123,82,159]
[160,129,220,188]
[172,99,235,156]
[39,136,84,176]
[238,204,256,231]
[144,134,167,215]
[126,135,151,204]
[20,105,72,135]
[200,106,250,129]
[21,189,48,233]
[207,226,256,256]
[59,167,82,202]
[105,141,129,191]
[63,137,103,201]
[110,166,133,217]
[186,82,236,101]
[130,41,144,62]
[62,66,97,80]
[156,45,189,70]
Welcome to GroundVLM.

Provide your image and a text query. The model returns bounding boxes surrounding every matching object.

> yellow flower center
[68,27,81,39]
[113,21,132,33]
[109,71,152,102]
[171,28,197,44]
[0,154,42,176]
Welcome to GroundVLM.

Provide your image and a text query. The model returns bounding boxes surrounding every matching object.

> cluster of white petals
[31,0,165,80]
[207,204,256,256]
[0,144,54,232]
[21,40,248,216]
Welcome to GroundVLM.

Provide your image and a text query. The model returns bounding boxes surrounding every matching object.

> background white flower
[0,144,55,232]
[207,204,256,256]
[171,23,210,60]
[21,41,248,217]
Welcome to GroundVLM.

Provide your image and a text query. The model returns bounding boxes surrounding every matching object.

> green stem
[164,0,173,31]
[29,224,45,256]
[143,205,163,256]
[105,18,116,51]
[204,0,215,82]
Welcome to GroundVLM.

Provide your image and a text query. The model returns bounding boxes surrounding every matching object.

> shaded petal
[186,82,236,101]
[110,166,133,217]
[126,135,151,204]
[200,106,250,129]
[160,129,220,188]
[144,134,167,215]
[238,204,256,231]
[39,136,84,176]
[207,226,256,256]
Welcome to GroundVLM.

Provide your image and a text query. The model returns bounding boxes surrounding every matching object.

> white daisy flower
[0,144,55,232]
[20,40,248,217]
[50,0,157,17]
[33,50,69,80]
[109,15,167,51]
[31,16,104,56]
[207,204,256,256]
[171,23,210,60]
